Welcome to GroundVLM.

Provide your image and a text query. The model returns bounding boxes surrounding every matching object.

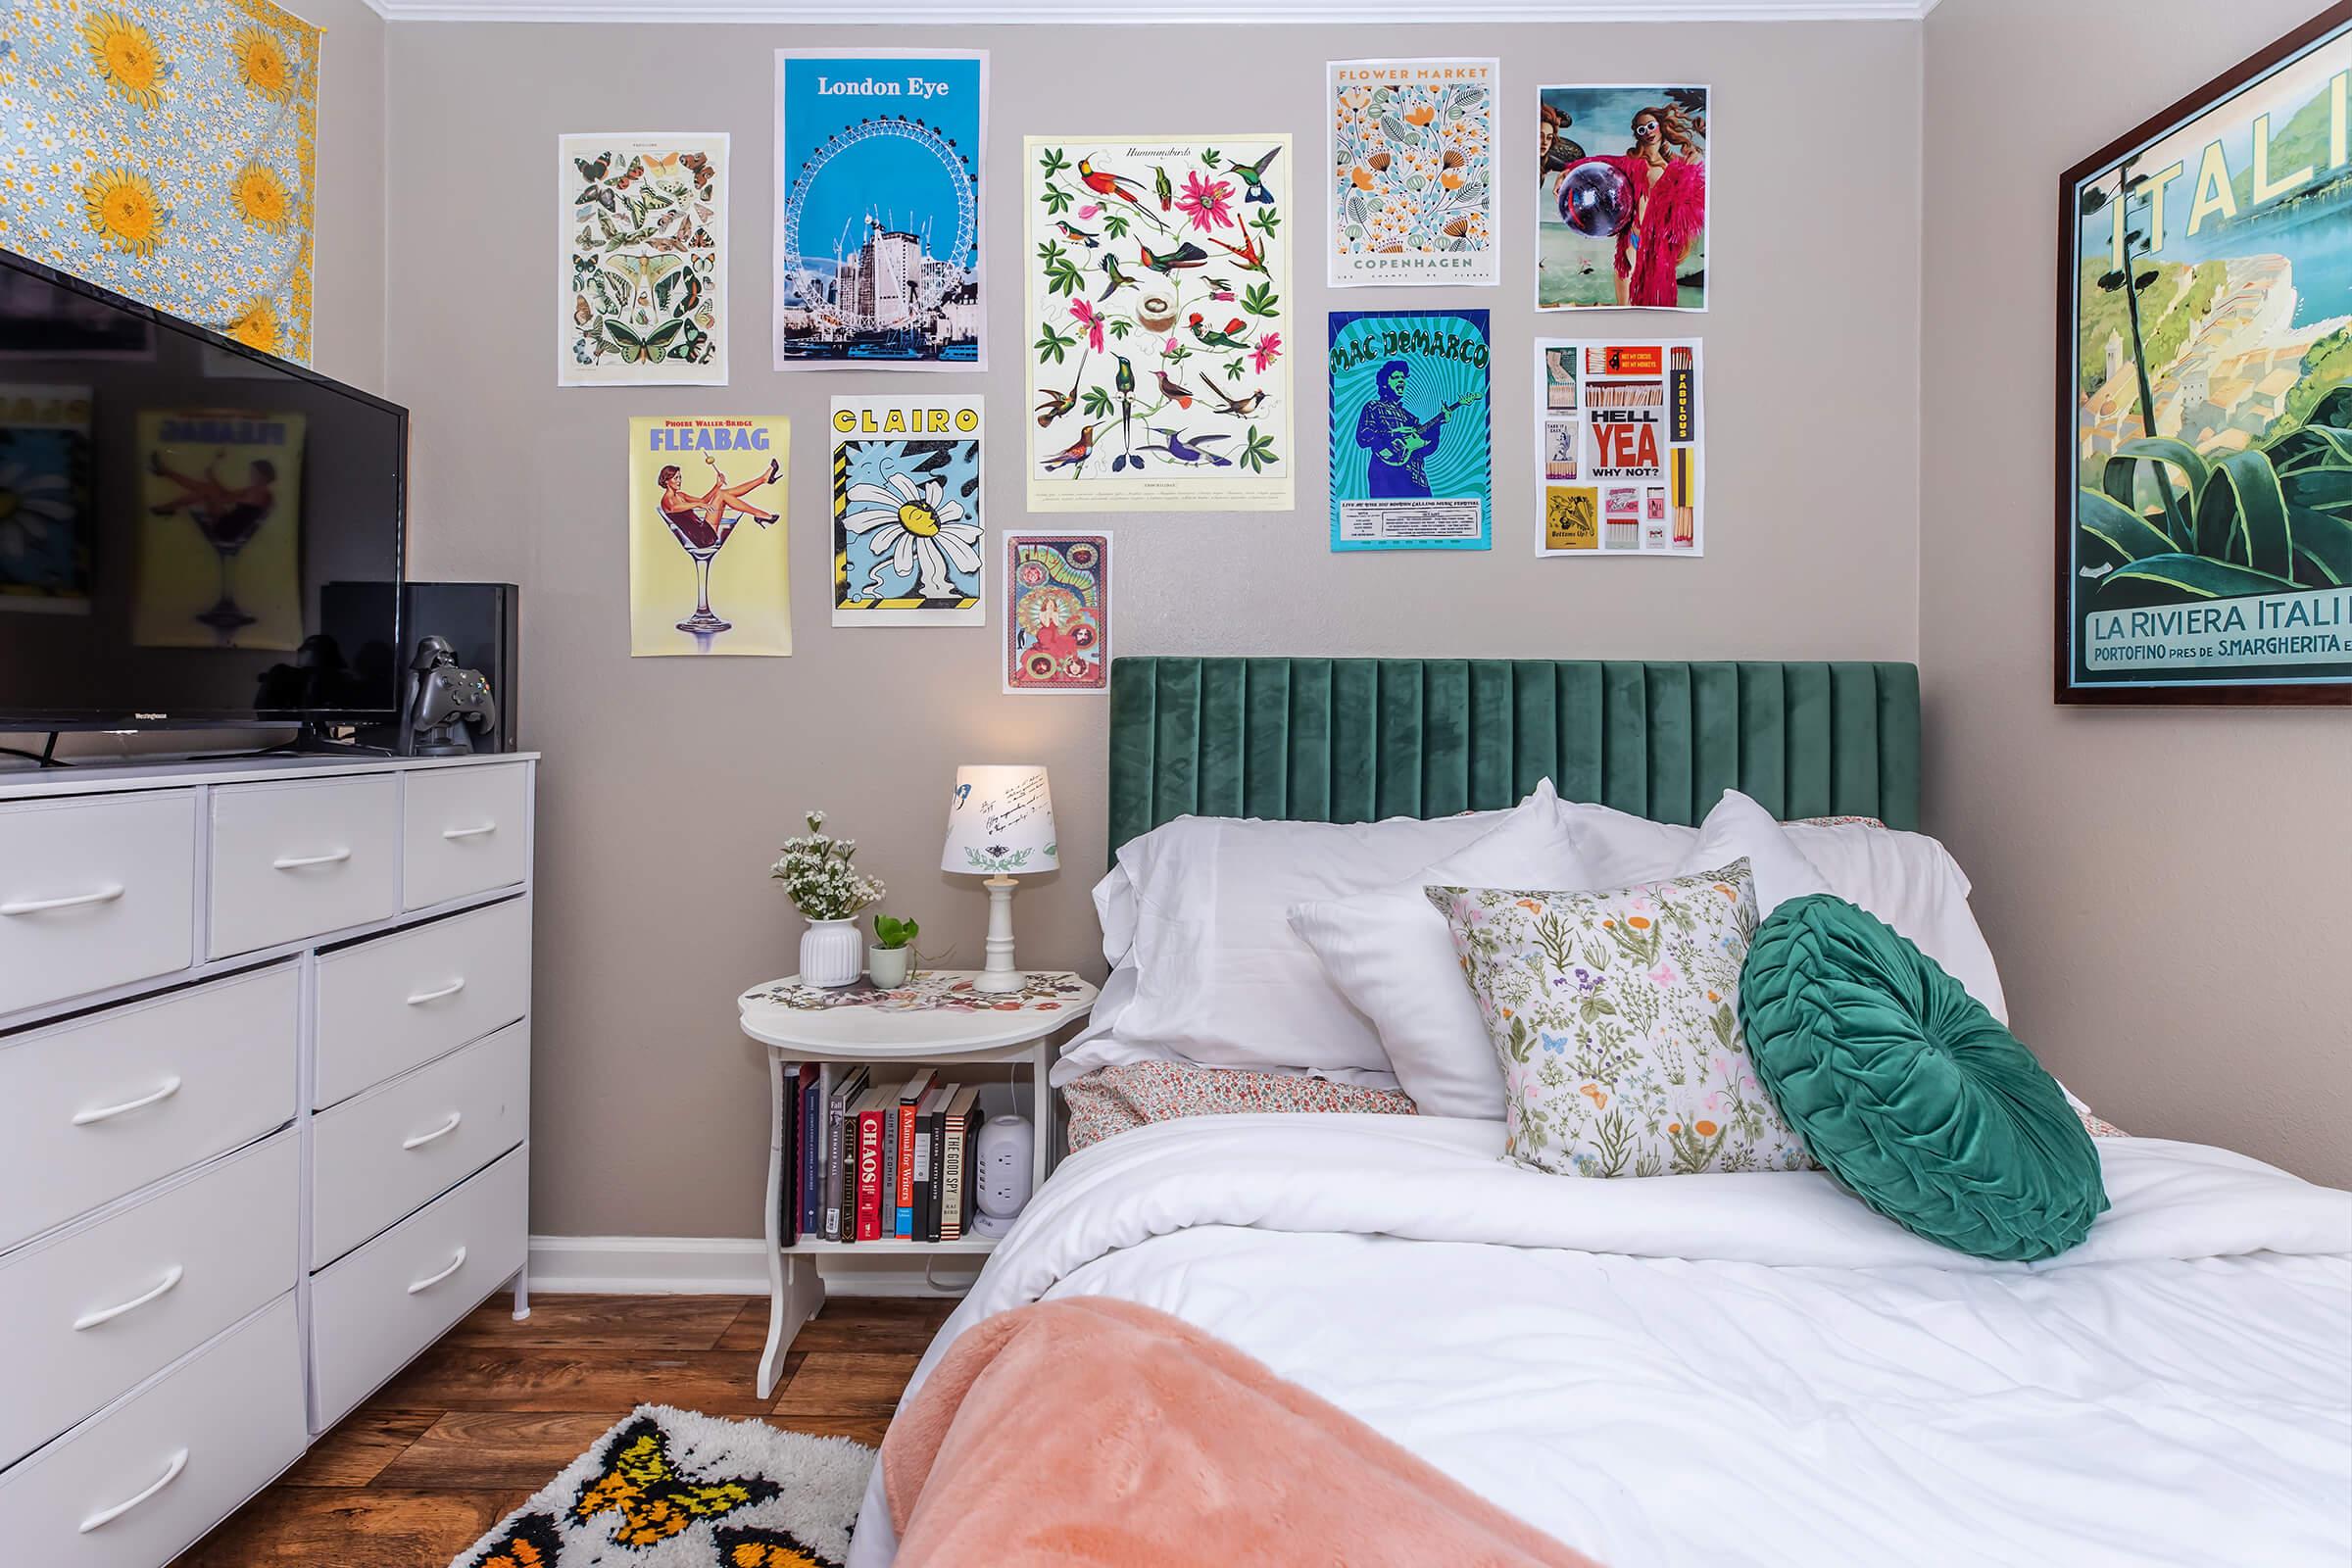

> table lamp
[942,764,1057,994]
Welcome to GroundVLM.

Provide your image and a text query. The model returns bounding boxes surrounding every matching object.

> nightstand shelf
[735,969,1097,1396]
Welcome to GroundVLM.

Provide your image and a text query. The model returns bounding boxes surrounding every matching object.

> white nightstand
[735,969,1097,1396]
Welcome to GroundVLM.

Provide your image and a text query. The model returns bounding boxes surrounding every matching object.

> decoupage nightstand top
[736,969,1097,1057]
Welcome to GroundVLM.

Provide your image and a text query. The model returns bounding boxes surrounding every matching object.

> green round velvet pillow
[1740,894,2107,1261]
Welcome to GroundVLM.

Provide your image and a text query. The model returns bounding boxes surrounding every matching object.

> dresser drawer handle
[1,884,125,916]
[402,1111,465,1151]
[271,848,352,870]
[73,1264,185,1331]
[72,1076,183,1126]
[408,1246,467,1295]
[77,1448,188,1534]
[406,978,467,1005]
[442,823,498,840]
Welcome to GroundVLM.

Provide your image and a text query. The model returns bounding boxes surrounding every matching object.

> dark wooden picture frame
[2055,3,2352,707]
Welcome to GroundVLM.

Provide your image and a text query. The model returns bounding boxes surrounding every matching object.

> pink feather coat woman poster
[1537,86,1709,312]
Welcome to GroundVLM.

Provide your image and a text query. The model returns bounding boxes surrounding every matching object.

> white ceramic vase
[867,945,912,988]
[799,918,862,988]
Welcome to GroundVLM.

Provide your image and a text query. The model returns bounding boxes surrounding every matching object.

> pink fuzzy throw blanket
[881,1297,1603,1567]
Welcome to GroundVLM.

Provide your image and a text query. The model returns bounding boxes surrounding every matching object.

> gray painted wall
[1923,0,2350,1186]
[383,21,1924,1238]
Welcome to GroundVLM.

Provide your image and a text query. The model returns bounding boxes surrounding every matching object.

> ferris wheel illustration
[778,114,977,332]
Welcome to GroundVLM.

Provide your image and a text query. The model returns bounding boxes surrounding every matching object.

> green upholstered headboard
[1108,659,1921,852]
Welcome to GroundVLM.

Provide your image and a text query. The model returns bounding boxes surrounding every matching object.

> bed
[848,659,2352,1568]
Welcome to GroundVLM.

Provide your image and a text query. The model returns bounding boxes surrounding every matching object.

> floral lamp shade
[943,765,1057,877]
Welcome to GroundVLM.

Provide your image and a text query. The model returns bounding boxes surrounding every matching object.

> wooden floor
[172,1292,955,1567]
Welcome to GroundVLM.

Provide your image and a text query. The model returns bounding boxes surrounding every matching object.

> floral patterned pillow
[1426,860,1815,1178]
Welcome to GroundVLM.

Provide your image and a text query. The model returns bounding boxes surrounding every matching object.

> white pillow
[1554,799,1695,887]
[1289,800,1591,1121]
[1679,791,1831,915]
[1067,784,1562,1079]
[1781,816,2010,1024]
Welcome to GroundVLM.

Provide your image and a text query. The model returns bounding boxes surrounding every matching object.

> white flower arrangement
[770,809,886,922]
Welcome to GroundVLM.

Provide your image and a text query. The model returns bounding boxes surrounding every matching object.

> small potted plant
[868,914,919,988]
[770,811,884,988]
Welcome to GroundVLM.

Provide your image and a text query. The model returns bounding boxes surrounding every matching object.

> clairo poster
[134,409,304,648]
[559,132,728,386]
[1024,134,1293,512]
[1537,86,1708,312]
[628,416,790,657]
[773,51,984,369]
[830,395,984,626]
[2058,6,2352,704]
[1005,532,1109,694]
[1329,310,1491,551]
[1329,59,1498,287]
[1532,339,1702,558]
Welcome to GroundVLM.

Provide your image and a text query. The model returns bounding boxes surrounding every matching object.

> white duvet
[849,1115,2352,1567]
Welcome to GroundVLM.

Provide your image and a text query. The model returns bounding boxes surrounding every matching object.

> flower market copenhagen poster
[628,416,790,658]
[1329,59,1498,288]
[560,132,728,386]
[773,51,985,369]
[1329,310,1491,550]
[830,395,984,627]
[1024,134,1294,512]
[2060,11,2352,702]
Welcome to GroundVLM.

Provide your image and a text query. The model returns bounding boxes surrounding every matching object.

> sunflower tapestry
[0,0,320,363]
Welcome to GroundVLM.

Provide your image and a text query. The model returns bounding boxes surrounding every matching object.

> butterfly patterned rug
[450,1404,874,1568]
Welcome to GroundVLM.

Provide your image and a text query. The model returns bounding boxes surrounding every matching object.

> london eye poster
[773,51,985,370]
[2059,7,2352,703]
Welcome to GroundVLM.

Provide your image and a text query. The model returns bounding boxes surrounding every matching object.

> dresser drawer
[0,792,195,1016]
[208,774,401,959]
[0,1292,303,1568]
[313,1019,529,1268]
[309,1144,527,1429]
[403,762,528,910]
[314,896,530,1108]
[0,1132,296,1472]
[0,964,297,1251]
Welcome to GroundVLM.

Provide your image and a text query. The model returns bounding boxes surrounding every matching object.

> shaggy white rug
[448,1403,875,1568]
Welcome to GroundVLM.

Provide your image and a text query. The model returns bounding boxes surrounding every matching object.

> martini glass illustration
[148,450,270,645]
[659,453,779,641]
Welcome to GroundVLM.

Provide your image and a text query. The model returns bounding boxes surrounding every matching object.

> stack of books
[776,1065,991,1245]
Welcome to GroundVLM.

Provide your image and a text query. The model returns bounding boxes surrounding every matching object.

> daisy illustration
[839,469,980,598]
[0,458,77,569]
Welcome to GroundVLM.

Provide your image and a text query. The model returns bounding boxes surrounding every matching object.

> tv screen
[0,249,407,730]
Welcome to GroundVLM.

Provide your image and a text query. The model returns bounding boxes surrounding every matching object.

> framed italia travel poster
[2058,4,2352,704]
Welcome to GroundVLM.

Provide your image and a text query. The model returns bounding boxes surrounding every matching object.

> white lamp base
[971,874,1024,993]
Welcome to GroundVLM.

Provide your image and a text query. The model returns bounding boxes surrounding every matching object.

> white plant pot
[867,945,912,988]
[799,918,863,988]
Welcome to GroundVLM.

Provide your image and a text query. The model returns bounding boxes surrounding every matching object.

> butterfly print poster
[560,132,728,386]
[1004,532,1108,694]
[1024,135,1293,512]
[1329,60,1498,287]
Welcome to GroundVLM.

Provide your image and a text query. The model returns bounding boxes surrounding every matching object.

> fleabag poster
[773,51,984,369]
[2063,21,2352,697]
[627,416,790,657]
[1533,339,1703,558]
[1329,310,1490,550]
[1024,134,1293,512]
[830,396,984,627]
[1329,59,1498,287]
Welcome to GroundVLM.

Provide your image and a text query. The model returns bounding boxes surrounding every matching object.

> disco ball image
[1557,162,1638,239]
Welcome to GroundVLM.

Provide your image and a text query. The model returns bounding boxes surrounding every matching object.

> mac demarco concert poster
[1328,309,1491,551]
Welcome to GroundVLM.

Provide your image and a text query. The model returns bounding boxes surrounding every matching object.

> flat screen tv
[0,247,407,733]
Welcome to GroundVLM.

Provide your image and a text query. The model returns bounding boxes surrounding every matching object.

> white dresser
[0,752,537,1567]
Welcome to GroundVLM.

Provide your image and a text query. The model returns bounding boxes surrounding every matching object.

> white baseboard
[527,1235,975,1298]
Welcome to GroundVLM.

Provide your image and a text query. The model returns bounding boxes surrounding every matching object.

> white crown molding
[364,0,1936,22]
[527,1234,971,1298]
